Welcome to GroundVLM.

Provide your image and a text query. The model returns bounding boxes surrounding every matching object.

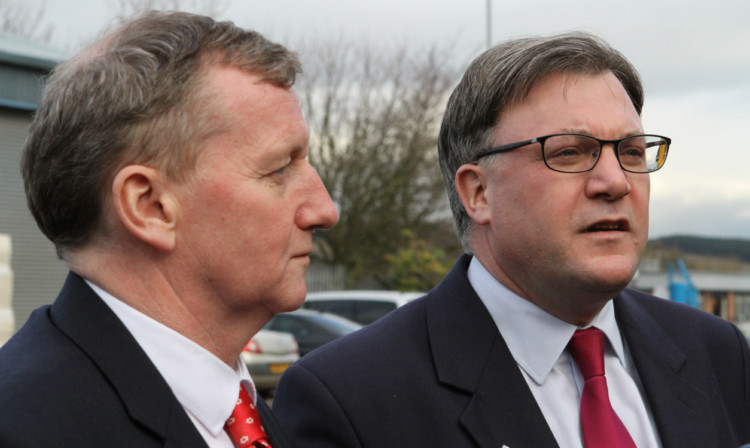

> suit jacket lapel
[615,291,718,447]
[459,335,560,448]
[50,273,209,447]
[428,255,558,448]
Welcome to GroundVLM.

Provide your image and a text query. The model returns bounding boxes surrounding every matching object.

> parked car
[302,290,424,325]
[264,309,362,356]
[241,329,299,397]
[737,321,750,345]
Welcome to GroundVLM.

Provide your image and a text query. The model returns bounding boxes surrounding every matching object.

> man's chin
[578,258,638,293]
[584,271,636,296]
[272,284,308,314]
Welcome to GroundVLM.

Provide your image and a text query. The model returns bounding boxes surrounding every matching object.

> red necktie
[225,386,272,448]
[567,328,636,448]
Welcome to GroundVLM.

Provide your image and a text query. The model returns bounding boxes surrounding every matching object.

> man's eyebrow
[557,128,644,138]
[558,127,592,135]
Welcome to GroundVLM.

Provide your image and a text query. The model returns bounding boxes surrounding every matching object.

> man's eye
[548,146,584,159]
[620,146,645,158]
[270,162,295,180]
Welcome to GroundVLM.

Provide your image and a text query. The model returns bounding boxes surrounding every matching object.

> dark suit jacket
[0,272,290,448]
[273,254,750,447]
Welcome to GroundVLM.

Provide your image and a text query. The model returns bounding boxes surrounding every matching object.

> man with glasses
[273,32,750,447]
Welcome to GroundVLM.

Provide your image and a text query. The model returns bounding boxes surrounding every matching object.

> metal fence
[305,262,345,292]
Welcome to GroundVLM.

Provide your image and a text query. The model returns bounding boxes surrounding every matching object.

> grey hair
[437,31,644,252]
[22,10,302,258]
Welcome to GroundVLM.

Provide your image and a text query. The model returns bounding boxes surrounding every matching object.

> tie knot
[225,386,271,448]
[567,327,605,379]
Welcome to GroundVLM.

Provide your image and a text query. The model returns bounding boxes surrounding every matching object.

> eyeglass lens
[542,135,668,173]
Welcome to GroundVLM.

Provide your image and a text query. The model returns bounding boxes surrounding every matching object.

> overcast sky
[34,0,750,240]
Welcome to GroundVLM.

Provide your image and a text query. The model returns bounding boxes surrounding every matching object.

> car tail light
[243,338,262,354]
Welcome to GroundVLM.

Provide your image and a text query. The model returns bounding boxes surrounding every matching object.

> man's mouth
[586,220,628,232]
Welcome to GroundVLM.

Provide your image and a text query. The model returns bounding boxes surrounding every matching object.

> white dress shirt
[467,257,662,448]
[88,280,256,448]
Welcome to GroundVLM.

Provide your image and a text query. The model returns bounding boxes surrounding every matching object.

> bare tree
[0,0,53,43]
[297,38,461,288]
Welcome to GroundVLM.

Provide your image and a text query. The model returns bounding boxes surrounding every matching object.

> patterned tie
[567,328,636,448]
[225,386,272,448]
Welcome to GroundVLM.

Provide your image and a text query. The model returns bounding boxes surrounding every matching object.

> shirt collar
[87,280,256,437]
[467,257,627,385]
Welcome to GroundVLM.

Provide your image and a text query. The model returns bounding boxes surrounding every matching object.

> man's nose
[299,166,338,230]
[584,144,632,200]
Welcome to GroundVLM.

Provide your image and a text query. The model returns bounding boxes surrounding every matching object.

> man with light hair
[0,11,337,447]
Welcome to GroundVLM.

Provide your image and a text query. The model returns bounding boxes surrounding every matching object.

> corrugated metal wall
[0,107,67,330]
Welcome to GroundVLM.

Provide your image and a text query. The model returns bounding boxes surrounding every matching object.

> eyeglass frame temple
[470,138,541,163]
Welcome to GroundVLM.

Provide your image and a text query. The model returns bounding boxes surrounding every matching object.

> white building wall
[0,234,13,345]
[0,108,67,331]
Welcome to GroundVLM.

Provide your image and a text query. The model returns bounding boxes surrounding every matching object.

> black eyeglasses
[472,133,671,173]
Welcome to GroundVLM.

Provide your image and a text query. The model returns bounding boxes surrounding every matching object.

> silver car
[302,290,424,325]
[241,329,299,397]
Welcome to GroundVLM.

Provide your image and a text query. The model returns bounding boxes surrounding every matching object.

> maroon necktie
[224,386,272,448]
[567,328,636,448]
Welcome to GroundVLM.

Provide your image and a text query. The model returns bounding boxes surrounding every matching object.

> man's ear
[111,165,177,252]
[455,164,491,225]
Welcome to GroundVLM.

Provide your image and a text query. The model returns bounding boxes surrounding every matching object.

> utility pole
[486,0,492,48]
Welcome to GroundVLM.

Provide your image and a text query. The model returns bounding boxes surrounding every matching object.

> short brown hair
[438,32,643,251]
[22,11,301,257]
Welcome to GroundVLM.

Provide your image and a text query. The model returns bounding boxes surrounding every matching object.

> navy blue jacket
[0,272,291,448]
[274,254,750,447]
